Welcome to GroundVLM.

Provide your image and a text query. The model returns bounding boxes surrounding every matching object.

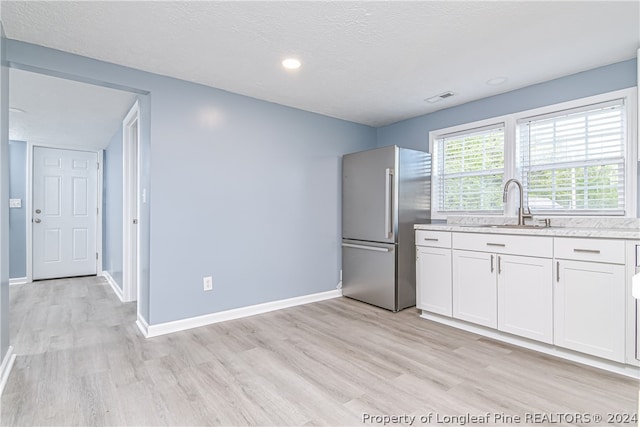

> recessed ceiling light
[9,107,25,113]
[486,76,508,86]
[282,58,301,70]
[425,91,455,103]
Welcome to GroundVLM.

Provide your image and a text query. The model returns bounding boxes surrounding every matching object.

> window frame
[428,88,637,220]
[517,99,627,215]
[431,120,509,217]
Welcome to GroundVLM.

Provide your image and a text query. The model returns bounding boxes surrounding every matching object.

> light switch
[9,199,21,208]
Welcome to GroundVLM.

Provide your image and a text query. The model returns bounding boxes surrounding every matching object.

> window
[430,89,636,219]
[518,100,626,214]
[434,124,505,213]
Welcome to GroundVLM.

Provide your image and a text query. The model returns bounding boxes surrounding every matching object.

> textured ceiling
[9,68,137,149]
[2,1,639,127]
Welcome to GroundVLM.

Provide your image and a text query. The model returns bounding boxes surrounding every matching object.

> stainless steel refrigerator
[342,145,431,312]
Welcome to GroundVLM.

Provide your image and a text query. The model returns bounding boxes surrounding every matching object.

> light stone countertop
[414,223,640,240]
[414,217,640,240]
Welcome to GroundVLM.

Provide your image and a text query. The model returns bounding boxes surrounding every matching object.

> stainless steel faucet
[503,178,532,226]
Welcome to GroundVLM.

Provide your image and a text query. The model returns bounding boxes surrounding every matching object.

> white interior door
[32,146,98,280]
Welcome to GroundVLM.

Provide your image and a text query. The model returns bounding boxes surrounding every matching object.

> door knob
[35,209,41,214]
[34,218,41,223]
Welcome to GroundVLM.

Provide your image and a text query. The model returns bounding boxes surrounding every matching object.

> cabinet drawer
[452,232,552,258]
[554,237,625,264]
[415,230,451,248]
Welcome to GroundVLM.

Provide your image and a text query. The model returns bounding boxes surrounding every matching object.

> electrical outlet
[203,276,213,291]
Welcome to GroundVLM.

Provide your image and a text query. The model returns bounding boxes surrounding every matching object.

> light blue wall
[377,59,637,150]
[102,128,123,289]
[377,58,639,216]
[145,77,375,323]
[6,40,377,324]
[8,140,26,279]
[0,23,10,361]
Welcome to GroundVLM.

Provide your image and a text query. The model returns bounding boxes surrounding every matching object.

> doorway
[7,65,150,337]
[122,101,140,303]
[9,68,139,286]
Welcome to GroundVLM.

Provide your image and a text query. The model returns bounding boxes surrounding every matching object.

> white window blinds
[518,100,626,214]
[435,124,505,213]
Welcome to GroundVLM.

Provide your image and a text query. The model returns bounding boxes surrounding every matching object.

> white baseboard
[136,312,150,338]
[0,346,16,396]
[421,312,640,379]
[101,271,124,303]
[9,278,27,286]
[145,289,343,338]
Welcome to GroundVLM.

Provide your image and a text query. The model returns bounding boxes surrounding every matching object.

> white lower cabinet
[626,241,640,366]
[452,249,553,339]
[452,250,497,328]
[452,233,553,334]
[418,230,634,368]
[416,230,452,316]
[554,259,625,363]
[497,255,553,344]
[416,246,452,316]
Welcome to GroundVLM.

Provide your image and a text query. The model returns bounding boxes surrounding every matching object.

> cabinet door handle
[423,238,439,241]
[490,254,494,273]
[498,256,502,274]
[573,248,600,254]
[486,243,506,247]
[556,261,560,282]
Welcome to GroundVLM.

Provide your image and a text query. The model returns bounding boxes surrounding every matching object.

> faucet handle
[519,207,533,225]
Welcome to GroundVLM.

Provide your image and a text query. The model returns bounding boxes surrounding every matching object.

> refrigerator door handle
[385,168,394,239]
[342,243,391,252]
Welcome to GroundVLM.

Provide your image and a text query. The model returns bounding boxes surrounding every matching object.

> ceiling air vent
[425,91,455,103]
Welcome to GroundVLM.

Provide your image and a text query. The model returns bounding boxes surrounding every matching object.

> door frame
[26,142,103,283]
[122,101,140,305]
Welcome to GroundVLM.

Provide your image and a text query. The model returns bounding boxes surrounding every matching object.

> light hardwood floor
[2,276,638,426]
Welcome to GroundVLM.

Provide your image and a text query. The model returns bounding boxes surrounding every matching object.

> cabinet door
[554,259,625,363]
[416,246,452,316]
[452,250,497,328]
[625,240,639,366]
[498,255,553,343]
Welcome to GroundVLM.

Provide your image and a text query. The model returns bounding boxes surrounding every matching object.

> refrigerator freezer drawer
[342,240,397,311]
